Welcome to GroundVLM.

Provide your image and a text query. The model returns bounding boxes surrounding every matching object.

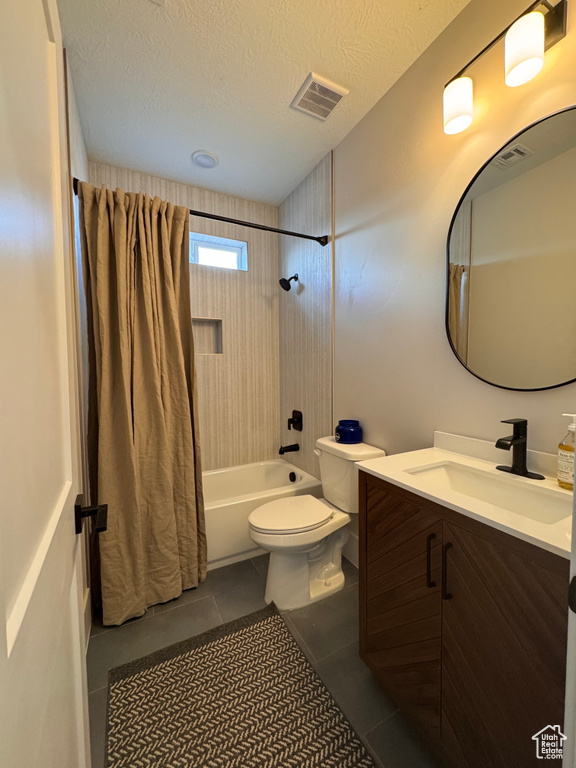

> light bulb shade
[505,11,545,87]
[443,77,473,135]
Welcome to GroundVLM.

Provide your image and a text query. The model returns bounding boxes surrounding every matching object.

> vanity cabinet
[361,480,444,735]
[359,471,569,768]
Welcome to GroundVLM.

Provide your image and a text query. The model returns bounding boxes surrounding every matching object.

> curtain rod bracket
[72,178,329,246]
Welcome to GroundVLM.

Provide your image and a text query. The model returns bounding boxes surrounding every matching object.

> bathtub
[203,459,322,569]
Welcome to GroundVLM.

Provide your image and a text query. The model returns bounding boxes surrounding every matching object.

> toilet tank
[315,436,386,513]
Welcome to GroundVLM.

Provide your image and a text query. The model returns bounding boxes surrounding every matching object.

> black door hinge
[74,494,108,535]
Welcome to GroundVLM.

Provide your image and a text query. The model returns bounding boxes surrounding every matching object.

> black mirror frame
[445,104,576,392]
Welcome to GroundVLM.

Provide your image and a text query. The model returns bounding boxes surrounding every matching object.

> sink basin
[357,435,573,558]
[405,461,571,525]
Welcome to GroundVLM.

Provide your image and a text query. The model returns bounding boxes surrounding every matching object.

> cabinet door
[441,521,568,768]
[360,481,443,734]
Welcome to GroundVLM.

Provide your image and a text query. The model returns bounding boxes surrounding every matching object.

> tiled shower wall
[88,162,280,471]
[278,154,333,477]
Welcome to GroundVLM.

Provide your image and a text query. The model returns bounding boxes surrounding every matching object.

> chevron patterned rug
[106,603,376,768]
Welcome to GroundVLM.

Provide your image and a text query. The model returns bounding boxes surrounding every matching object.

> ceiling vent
[491,142,534,169]
[291,73,349,121]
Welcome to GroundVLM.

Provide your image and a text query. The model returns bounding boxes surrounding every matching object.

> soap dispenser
[558,414,576,490]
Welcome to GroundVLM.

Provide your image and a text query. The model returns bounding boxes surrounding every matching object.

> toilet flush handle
[314,448,321,457]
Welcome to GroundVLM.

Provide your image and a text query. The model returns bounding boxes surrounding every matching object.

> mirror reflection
[447,106,576,390]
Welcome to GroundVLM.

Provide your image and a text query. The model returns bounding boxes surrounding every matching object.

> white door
[0,0,90,766]
[563,497,576,768]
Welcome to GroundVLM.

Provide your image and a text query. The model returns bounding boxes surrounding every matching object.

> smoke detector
[491,143,533,169]
[291,73,349,121]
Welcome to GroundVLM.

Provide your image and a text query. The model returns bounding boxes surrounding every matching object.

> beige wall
[88,161,280,470]
[279,154,333,476]
[334,0,576,457]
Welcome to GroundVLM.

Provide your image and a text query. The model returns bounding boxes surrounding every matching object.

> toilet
[248,436,385,610]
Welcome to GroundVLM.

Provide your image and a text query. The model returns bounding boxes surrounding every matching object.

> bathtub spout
[279,444,300,455]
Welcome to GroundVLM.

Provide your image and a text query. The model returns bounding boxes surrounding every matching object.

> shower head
[279,274,298,291]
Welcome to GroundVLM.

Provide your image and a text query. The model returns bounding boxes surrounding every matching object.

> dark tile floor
[87,556,444,768]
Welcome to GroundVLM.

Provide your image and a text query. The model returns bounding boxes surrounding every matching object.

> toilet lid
[249,495,333,534]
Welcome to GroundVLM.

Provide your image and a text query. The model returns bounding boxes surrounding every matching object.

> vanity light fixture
[505,11,545,86]
[443,0,567,134]
[443,77,474,135]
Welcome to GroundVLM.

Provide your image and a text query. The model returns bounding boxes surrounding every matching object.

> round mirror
[446,106,576,391]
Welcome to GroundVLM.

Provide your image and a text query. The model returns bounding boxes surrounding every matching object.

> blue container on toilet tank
[335,420,363,444]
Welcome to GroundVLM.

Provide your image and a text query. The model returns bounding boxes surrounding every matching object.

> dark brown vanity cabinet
[360,479,444,735]
[359,471,570,768]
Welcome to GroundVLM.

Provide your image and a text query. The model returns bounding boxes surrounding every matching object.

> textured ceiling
[58,0,471,205]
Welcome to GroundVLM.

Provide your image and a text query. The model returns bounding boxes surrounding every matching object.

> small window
[189,232,248,271]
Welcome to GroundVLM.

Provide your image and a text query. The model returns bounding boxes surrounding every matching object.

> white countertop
[357,440,573,560]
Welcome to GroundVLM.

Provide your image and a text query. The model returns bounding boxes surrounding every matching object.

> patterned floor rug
[106,603,377,768]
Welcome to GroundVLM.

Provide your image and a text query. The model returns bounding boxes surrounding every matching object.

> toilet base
[264,527,349,611]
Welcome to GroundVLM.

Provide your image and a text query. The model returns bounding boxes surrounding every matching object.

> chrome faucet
[495,419,544,480]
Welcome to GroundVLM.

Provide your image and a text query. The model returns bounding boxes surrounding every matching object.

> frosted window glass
[189,231,248,271]
[197,246,238,269]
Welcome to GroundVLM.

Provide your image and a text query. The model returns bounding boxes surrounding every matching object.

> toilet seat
[249,495,334,534]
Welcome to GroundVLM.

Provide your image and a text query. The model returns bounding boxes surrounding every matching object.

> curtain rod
[72,178,330,247]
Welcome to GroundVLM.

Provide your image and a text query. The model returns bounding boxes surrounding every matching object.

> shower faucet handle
[287,410,303,431]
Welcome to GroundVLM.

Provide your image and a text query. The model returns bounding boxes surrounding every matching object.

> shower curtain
[448,263,469,363]
[79,183,206,626]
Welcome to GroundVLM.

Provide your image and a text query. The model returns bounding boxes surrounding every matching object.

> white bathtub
[203,459,322,569]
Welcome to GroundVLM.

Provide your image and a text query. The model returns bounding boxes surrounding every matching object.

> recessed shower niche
[192,317,223,355]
